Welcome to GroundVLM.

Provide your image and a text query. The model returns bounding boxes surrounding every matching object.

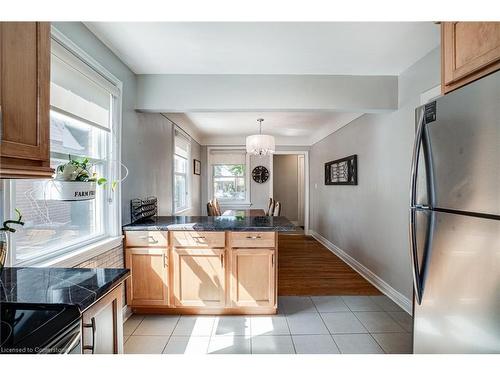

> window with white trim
[173,129,191,213]
[210,150,248,203]
[4,32,121,266]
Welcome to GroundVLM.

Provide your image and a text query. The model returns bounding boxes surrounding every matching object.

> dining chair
[213,197,222,216]
[266,198,275,216]
[207,202,214,216]
[273,201,282,216]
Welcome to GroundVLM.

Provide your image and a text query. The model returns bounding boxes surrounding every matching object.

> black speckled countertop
[122,215,297,232]
[0,267,130,312]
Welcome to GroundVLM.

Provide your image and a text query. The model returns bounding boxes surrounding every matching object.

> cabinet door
[442,22,500,93]
[172,248,225,307]
[0,22,53,178]
[230,249,276,307]
[125,247,169,307]
[82,284,123,354]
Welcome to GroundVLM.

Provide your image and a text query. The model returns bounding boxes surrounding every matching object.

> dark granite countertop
[122,215,297,232]
[0,267,130,312]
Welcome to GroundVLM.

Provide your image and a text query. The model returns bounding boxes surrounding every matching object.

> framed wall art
[325,154,357,185]
[193,159,201,175]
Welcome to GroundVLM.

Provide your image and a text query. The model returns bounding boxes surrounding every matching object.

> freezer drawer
[416,71,500,216]
[413,210,500,353]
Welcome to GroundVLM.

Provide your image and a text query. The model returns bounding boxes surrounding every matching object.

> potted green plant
[32,156,128,201]
[49,156,107,201]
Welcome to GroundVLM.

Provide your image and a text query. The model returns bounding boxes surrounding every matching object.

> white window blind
[174,129,190,158]
[210,150,246,165]
[50,40,116,131]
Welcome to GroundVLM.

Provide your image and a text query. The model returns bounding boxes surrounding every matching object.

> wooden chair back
[213,197,222,216]
[266,197,275,216]
[207,202,214,216]
[273,201,281,216]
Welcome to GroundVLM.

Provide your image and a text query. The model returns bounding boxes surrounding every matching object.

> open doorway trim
[270,150,310,234]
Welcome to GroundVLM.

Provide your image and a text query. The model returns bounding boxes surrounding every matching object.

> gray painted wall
[250,154,273,210]
[273,154,299,221]
[189,139,202,216]
[128,113,173,218]
[122,113,202,221]
[309,47,440,300]
[200,145,209,214]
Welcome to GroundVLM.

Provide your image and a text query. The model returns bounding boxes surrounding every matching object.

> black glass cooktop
[0,302,80,354]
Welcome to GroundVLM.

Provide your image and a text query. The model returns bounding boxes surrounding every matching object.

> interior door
[413,211,500,353]
[172,248,226,307]
[423,70,500,215]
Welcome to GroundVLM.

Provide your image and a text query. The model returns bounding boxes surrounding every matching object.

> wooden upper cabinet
[0,22,53,179]
[125,247,169,307]
[442,22,500,94]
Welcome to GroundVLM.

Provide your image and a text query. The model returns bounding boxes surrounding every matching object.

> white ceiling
[86,22,440,75]
[164,112,363,146]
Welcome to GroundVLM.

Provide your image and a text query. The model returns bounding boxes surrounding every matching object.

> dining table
[222,209,266,217]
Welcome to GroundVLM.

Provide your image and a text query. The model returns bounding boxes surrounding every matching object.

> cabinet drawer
[230,232,276,248]
[125,231,168,247]
[171,231,225,248]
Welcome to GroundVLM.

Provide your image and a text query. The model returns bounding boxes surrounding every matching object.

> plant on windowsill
[0,209,24,269]
[49,156,106,201]
[33,156,128,201]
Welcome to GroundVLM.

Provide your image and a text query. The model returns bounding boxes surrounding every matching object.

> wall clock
[252,165,270,183]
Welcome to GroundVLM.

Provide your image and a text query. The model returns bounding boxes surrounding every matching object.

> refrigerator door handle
[409,108,425,305]
[410,109,425,208]
[409,207,424,304]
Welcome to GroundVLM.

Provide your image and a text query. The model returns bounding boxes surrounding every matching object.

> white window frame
[173,126,192,214]
[1,26,123,267]
[207,146,251,207]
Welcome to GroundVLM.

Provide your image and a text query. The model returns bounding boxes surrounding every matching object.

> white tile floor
[124,295,413,354]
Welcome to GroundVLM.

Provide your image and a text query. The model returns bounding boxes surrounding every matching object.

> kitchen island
[122,215,296,315]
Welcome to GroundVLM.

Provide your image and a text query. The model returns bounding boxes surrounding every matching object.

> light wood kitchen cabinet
[125,247,169,307]
[123,230,278,314]
[125,230,169,248]
[230,249,276,307]
[171,248,226,308]
[230,232,276,248]
[82,284,124,354]
[171,231,225,248]
[0,22,54,179]
[442,22,500,94]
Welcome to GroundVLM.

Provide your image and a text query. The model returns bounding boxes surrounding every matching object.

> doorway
[271,151,309,232]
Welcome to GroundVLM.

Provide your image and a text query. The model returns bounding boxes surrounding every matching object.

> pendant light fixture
[246,118,275,156]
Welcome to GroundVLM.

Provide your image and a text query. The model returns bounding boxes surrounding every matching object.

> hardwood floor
[278,234,381,296]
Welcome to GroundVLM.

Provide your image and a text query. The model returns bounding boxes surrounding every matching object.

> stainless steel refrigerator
[410,70,500,353]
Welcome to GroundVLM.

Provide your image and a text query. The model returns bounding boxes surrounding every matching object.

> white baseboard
[309,230,412,314]
[122,304,133,322]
